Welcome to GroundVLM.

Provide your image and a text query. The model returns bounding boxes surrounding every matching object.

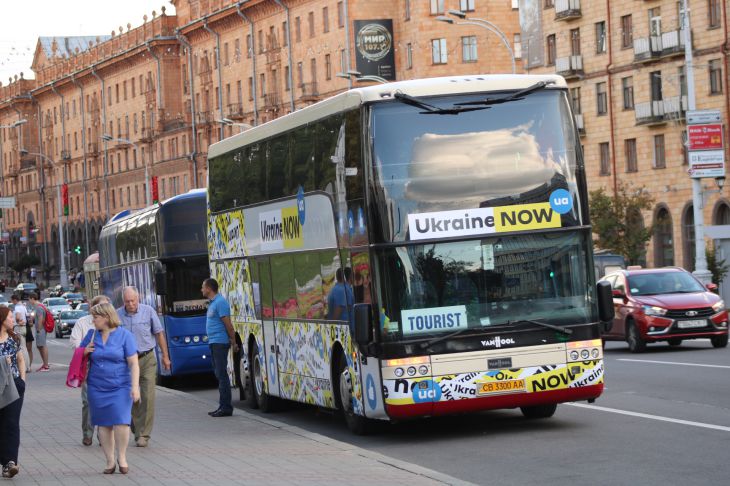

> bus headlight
[407,366,417,376]
[570,350,580,361]
[193,336,200,343]
[418,365,429,376]
[202,335,209,342]
[394,368,404,378]
[591,348,600,359]
[580,349,590,359]
[184,336,191,344]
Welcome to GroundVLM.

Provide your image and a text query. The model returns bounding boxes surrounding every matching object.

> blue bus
[98,189,211,380]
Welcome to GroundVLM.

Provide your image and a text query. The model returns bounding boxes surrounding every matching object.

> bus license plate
[677,319,707,329]
[477,379,525,396]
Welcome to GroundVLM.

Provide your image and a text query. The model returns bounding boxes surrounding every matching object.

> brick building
[523,0,730,270]
[0,0,522,275]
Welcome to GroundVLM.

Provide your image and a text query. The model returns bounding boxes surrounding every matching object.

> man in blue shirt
[201,278,238,417]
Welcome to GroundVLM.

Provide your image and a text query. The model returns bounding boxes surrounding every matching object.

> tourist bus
[98,189,212,381]
[206,74,614,433]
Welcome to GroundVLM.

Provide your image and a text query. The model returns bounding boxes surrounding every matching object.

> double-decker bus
[98,189,212,381]
[207,74,614,433]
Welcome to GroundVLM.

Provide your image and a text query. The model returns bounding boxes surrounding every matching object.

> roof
[38,36,111,59]
[611,267,688,276]
[208,73,567,159]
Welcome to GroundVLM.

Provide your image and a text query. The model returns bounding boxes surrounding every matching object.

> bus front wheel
[520,403,557,419]
[336,353,374,435]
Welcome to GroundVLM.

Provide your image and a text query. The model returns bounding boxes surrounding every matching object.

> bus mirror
[154,270,167,296]
[597,281,614,330]
[353,303,372,348]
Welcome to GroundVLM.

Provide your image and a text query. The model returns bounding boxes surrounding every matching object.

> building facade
[0,0,523,275]
[524,0,730,270]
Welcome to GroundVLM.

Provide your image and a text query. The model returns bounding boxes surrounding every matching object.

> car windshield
[375,230,596,342]
[47,298,68,306]
[60,311,86,319]
[628,272,706,296]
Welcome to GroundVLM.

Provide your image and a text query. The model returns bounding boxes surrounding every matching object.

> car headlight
[712,300,725,313]
[642,305,667,316]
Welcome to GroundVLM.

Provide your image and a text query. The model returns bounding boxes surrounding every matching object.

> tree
[706,244,729,285]
[589,184,654,265]
[9,254,41,279]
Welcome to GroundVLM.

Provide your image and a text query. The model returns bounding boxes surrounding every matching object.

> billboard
[354,19,396,81]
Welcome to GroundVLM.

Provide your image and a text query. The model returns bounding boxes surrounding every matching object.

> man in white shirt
[11,295,30,373]
[70,295,109,446]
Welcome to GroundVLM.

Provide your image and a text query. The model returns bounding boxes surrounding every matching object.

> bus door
[255,257,281,398]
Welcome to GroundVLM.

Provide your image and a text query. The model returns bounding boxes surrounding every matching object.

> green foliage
[8,254,41,275]
[589,184,654,265]
[706,245,729,285]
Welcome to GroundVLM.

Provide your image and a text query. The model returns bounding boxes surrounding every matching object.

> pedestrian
[29,268,36,283]
[28,294,50,372]
[117,286,170,447]
[201,278,238,417]
[81,302,140,474]
[11,295,31,373]
[0,280,5,293]
[0,306,26,478]
[71,295,110,446]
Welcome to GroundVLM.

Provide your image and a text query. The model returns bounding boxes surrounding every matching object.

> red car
[600,267,729,352]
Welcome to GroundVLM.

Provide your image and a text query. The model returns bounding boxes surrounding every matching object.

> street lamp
[217,118,253,133]
[337,70,389,84]
[437,11,516,74]
[19,149,68,288]
[101,134,150,206]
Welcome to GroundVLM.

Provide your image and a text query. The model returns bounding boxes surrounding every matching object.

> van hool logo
[259,206,303,251]
[356,23,392,62]
[481,336,516,349]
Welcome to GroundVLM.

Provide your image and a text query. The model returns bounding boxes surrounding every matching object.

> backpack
[37,304,56,333]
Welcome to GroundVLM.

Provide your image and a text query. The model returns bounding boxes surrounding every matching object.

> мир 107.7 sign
[354,19,395,81]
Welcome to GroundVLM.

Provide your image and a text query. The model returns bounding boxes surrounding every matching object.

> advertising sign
[688,150,725,178]
[354,19,396,81]
[688,124,723,150]
[0,197,16,209]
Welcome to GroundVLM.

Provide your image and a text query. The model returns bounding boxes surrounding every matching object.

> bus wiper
[418,328,475,350]
[455,80,555,107]
[506,318,573,336]
[394,91,489,115]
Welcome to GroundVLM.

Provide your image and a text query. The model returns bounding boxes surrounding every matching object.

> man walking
[28,294,49,372]
[117,286,170,447]
[70,295,110,446]
[201,278,238,417]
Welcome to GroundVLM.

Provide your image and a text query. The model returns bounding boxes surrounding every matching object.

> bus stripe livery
[207,74,614,433]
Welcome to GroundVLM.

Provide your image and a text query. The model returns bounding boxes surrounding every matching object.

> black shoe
[208,408,221,416]
[210,409,233,417]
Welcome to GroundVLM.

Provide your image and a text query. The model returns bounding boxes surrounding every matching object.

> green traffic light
[74,245,82,255]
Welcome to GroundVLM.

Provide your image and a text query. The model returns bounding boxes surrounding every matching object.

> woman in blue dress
[81,303,140,474]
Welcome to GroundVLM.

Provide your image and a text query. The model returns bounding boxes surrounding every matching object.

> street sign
[688,124,723,150]
[687,109,722,125]
[688,150,725,178]
[0,197,16,209]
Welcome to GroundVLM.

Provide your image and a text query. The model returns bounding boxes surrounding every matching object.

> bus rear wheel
[520,403,557,419]
[250,344,276,412]
[335,353,374,435]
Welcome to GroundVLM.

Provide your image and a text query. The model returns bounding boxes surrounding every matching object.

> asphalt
[44,335,730,485]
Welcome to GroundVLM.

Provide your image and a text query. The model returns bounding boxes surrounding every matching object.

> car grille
[665,308,715,319]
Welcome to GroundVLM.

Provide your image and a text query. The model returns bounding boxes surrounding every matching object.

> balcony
[162,114,186,132]
[196,111,213,125]
[634,30,687,62]
[635,100,666,125]
[575,114,585,136]
[300,82,319,103]
[227,102,244,119]
[20,158,36,171]
[262,92,281,110]
[555,55,583,80]
[555,0,581,21]
[140,127,157,142]
[660,29,685,57]
[663,95,688,120]
[60,150,71,160]
[87,142,98,155]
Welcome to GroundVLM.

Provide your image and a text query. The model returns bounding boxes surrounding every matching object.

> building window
[224,42,229,65]
[653,134,666,169]
[248,77,253,100]
[406,43,413,69]
[282,22,288,46]
[514,34,522,58]
[622,76,634,109]
[235,39,241,61]
[683,205,695,271]
[432,38,447,64]
[570,87,581,114]
[570,28,580,55]
[709,59,723,94]
[430,0,444,15]
[654,207,674,267]
[338,1,345,27]
[308,11,315,38]
[709,0,721,28]
[310,58,317,83]
[340,49,346,72]
[260,73,266,97]
[325,54,331,80]
[599,142,610,176]
[323,7,329,33]
[625,138,638,172]
[650,70,663,101]
[621,14,633,48]
[297,62,304,86]
[405,0,410,21]
[246,34,252,57]
[595,21,607,53]
[596,82,607,115]
[461,36,477,62]
[460,0,475,11]
[545,0,554,7]
[546,34,556,65]
[295,17,301,43]
[285,66,291,90]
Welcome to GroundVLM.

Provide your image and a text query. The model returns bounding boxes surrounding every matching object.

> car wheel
[668,338,682,346]
[55,327,61,339]
[711,334,729,348]
[626,321,646,353]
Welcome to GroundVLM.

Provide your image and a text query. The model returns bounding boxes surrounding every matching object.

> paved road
[45,335,730,485]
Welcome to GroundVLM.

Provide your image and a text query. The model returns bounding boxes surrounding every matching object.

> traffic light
[62,184,69,216]
[74,245,82,255]
[151,176,159,204]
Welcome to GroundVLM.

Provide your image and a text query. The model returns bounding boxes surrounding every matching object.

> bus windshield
[375,231,596,342]
[162,256,211,316]
[371,90,582,242]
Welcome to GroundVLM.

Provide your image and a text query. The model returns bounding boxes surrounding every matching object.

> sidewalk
[12,368,471,486]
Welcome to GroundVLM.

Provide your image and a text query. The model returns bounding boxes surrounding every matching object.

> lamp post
[101,135,149,206]
[217,118,253,134]
[436,11,516,74]
[19,150,68,289]
[336,70,389,84]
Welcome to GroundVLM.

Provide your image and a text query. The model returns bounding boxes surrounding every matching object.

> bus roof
[101,189,206,232]
[208,74,567,159]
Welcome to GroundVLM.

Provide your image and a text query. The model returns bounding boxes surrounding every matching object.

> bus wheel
[250,345,276,412]
[520,403,557,419]
[336,353,373,435]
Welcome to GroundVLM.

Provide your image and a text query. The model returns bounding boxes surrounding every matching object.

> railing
[633,36,662,61]
[635,100,666,125]
[555,0,581,20]
[140,127,157,141]
[263,92,281,109]
[660,29,685,56]
[663,95,688,118]
[555,55,583,78]
[574,114,585,135]
[227,102,243,118]
[196,111,212,124]
[60,150,71,160]
[300,82,319,100]
[87,142,98,154]
[20,158,36,171]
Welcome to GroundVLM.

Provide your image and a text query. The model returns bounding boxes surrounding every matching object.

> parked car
[61,292,85,308]
[600,267,729,352]
[55,309,88,338]
[77,303,90,312]
[14,283,39,300]
[50,285,71,297]
[0,294,9,307]
[42,297,73,319]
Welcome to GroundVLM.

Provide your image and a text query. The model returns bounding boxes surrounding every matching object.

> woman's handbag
[66,330,95,388]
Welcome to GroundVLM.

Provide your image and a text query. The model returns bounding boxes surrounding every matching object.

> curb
[158,386,476,486]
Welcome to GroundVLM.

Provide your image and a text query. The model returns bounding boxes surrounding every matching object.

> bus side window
[248,260,262,320]
[293,252,325,319]
[320,250,340,318]
[258,258,274,320]
[271,254,298,319]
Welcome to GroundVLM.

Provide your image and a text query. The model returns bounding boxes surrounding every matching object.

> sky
[0,0,176,83]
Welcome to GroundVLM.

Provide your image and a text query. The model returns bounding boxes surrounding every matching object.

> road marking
[566,403,730,433]
[616,358,730,369]
[49,362,70,368]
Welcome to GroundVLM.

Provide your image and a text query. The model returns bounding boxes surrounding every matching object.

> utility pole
[684,0,712,283]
